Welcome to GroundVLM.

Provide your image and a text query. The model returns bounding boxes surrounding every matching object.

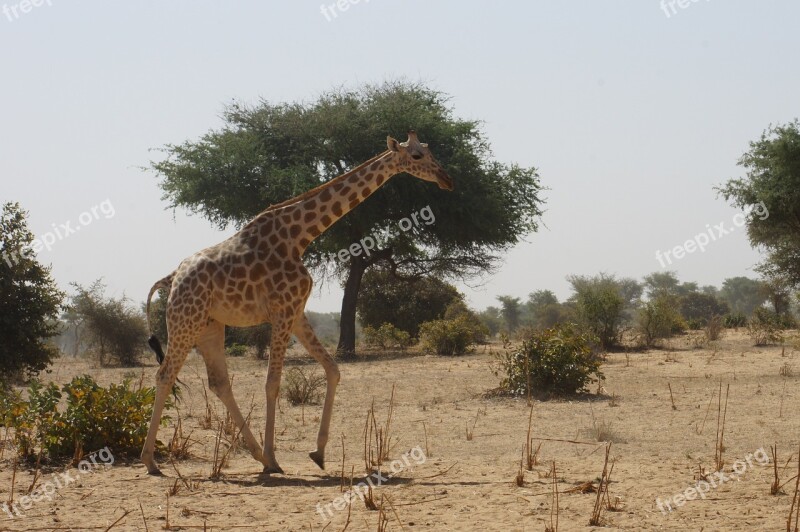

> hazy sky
[2,1,799,313]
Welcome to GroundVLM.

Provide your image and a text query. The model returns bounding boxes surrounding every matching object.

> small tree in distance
[70,280,147,367]
[567,273,633,350]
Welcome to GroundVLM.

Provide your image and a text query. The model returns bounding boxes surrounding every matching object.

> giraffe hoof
[262,465,285,475]
[309,450,325,470]
[147,467,164,476]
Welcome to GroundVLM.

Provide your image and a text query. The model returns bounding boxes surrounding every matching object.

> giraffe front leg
[293,314,340,470]
[262,317,292,475]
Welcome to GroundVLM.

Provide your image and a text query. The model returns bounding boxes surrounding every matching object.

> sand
[1,329,799,531]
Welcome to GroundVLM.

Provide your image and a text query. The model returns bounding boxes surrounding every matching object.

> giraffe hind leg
[196,320,266,468]
[140,337,192,475]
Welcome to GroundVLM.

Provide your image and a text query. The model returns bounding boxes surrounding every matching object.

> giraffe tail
[145,273,174,365]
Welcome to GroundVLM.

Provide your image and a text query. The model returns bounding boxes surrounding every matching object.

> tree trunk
[337,256,367,358]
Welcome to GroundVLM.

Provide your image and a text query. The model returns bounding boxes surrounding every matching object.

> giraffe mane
[263,150,390,212]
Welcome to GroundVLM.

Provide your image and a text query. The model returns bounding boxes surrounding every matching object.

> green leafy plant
[568,274,629,350]
[225,343,249,357]
[748,308,785,346]
[0,375,172,461]
[723,312,748,328]
[444,300,490,344]
[419,315,480,356]
[362,323,412,351]
[636,294,686,347]
[499,323,603,397]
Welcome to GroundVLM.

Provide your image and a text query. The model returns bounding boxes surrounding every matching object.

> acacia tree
[0,202,64,379]
[719,120,800,285]
[150,81,544,356]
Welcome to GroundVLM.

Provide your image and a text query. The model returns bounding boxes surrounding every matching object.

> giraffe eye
[411,153,423,160]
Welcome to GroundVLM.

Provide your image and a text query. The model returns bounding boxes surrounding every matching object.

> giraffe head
[387,131,454,191]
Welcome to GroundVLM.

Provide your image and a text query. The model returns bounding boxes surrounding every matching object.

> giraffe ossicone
[140,132,454,476]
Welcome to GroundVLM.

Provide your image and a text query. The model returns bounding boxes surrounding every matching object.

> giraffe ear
[387,136,401,152]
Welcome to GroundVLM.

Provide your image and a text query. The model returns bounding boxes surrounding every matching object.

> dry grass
[363,385,395,472]
[587,418,625,444]
[788,444,800,531]
[589,443,614,526]
[167,416,194,461]
[545,461,559,532]
[283,366,325,406]
[714,383,730,472]
[2,329,800,530]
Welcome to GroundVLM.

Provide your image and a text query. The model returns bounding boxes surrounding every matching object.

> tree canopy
[150,81,545,355]
[719,120,800,285]
[0,202,64,379]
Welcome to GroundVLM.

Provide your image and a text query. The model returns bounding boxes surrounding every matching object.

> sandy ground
[2,329,800,531]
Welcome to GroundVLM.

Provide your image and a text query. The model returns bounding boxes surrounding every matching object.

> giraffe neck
[280,151,398,247]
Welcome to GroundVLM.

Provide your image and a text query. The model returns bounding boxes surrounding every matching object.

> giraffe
[141,131,454,476]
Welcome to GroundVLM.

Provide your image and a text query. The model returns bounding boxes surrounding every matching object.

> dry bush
[748,308,785,346]
[167,417,193,460]
[705,315,725,342]
[362,323,412,351]
[283,366,325,406]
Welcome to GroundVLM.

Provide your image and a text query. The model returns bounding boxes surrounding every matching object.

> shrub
[687,318,706,330]
[568,274,628,350]
[70,281,147,367]
[723,312,748,328]
[225,323,271,359]
[748,308,785,346]
[705,315,725,342]
[357,269,462,337]
[362,323,412,351]
[283,367,325,406]
[776,313,798,330]
[444,300,490,343]
[679,292,729,325]
[225,343,248,357]
[636,294,685,347]
[419,315,479,356]
[499,323,603,397]
[0,375,171,460]
[477,306,503,338]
